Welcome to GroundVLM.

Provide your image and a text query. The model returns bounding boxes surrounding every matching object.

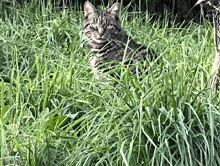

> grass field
[0,0,220,165]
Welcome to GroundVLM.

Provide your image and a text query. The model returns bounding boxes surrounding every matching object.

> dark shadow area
[5,0,220,24]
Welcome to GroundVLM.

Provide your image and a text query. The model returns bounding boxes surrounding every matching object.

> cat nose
[98,28,104,37]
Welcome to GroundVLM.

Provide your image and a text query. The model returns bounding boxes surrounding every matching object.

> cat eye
[107,24,114,30]
[90,25,97,30]
[90,23,98,30]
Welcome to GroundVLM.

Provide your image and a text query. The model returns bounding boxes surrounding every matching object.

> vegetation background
[0,0,220,165]
[13,0,220,23]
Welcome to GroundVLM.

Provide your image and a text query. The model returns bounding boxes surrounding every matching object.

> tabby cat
[84,1,156,79]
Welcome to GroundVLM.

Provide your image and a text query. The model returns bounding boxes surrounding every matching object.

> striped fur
[84,1,155,79]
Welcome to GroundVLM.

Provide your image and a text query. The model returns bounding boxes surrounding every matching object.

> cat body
[84,1,155,78]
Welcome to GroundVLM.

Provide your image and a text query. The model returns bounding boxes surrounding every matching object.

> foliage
[0,1,220,166]
[201,0,220,91]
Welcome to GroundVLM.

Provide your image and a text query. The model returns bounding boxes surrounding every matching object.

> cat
[84,1,156,80]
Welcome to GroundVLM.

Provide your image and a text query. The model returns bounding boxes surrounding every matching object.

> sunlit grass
[0,1,220,166]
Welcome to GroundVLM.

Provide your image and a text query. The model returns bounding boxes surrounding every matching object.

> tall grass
[0,1,220,166]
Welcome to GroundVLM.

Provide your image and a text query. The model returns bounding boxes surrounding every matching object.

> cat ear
[84,1,96,18]
[108,2,120,16]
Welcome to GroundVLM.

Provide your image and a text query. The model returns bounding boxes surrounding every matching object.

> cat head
[84,1,122,46]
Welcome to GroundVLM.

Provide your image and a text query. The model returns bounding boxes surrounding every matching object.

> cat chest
[90,44,134,67]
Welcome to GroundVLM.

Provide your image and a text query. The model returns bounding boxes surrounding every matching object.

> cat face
[84,1,121,47]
